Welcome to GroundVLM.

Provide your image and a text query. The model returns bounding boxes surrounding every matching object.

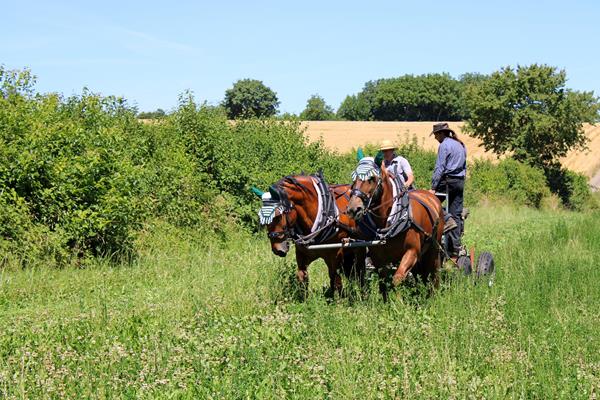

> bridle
[267,205,295,241]
[350,177,383,213]
[261,174,344,245]
[264,180,300,242]
[350,159,404,217]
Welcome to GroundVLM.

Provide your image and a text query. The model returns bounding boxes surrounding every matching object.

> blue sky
[3,0,599,114]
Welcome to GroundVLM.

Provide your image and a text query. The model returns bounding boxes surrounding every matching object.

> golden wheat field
[302,121,600,177]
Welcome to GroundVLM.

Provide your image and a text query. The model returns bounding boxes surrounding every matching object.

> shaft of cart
[304,240,386,250]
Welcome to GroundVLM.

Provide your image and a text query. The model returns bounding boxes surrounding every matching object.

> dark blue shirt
[431,137,467,189]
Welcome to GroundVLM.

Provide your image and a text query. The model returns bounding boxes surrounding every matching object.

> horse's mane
[277,174,313,195]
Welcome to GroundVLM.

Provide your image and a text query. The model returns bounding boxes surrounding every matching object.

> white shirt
[384,155,413,185]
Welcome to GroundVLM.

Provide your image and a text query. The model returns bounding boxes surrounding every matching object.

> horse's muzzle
[348,206,365,221]
[271,241,289,257]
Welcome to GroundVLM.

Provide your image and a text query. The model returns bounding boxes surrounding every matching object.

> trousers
[436,177,464,256]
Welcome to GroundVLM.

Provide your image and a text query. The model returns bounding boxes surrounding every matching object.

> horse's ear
[380,160,388,177]
[251,187,264,197]
[374,150,384,168]
[356,148,365,161]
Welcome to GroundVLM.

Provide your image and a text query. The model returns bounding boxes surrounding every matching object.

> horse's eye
[368,177,375,183]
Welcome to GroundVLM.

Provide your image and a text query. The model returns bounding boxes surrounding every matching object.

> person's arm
[431,143,447,190]
[405,173,414,188]
[399,157,414,188]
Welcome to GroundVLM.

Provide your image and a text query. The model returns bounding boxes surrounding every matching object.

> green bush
[1,67,594,267]
[466,160,509,203]
[167,95,354,228]
[212,119,337,226]
[0,70,151,260]
[469,159,550,208]
[545,166,597,211]
[143,103,218,227]
[502,159,551,208]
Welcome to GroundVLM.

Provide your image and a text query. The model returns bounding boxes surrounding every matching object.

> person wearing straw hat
[376,139,414,189]
[428,122,467,260]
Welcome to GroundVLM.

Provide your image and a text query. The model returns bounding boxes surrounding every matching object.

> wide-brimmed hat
[430,122,456,136]
[379,139,396,151]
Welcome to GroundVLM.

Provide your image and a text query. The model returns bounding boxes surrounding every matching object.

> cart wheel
[476,251,494,277]
[457,255,472,275]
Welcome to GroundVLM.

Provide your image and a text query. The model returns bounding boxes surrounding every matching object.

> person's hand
[428,189,436,194]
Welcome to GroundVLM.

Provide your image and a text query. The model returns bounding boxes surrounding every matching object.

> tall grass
[1,206,599,398]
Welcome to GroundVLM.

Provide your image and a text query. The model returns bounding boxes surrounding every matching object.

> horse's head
[253,181,301,257]
[347,150,387,221]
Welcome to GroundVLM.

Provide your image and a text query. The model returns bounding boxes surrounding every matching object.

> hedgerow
[0,67,594,266]
[468,159,551,208]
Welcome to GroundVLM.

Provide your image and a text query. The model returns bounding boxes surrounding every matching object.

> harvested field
[303,121,600,177]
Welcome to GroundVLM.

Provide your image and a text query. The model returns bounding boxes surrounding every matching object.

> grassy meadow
[1,65,599,399]
[1,205,599,399]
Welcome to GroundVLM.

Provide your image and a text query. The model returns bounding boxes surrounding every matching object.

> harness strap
[293,172,341,246]
[408,194,440,242]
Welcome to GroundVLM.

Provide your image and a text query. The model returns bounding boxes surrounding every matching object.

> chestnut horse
[347,156,444,299]
[254,173,365,297]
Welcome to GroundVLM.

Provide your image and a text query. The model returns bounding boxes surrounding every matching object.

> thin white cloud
[36,57,144,67]
[113,27,198,54]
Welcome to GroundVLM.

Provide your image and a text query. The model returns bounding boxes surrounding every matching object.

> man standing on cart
[428,123,467,261]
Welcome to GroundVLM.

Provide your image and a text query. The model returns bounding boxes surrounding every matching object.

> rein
[353,175,403,219]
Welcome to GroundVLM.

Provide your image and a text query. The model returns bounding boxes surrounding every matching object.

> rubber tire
[476,251,494,277]
[457,255,472,275]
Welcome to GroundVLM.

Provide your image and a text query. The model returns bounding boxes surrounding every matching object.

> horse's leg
[378,269,389,302]
[325,250,344,298]
[392,247,419,287]
[295,251,310,297]
[342,248,366,288]
[417,244,441,295]
[353,247,367,292]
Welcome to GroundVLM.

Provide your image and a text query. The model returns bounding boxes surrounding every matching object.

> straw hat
[379,139,396,151]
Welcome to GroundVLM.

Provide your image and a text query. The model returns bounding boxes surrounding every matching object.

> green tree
[222,79,279,119]
[277,112,299,120]
[458,72,489,118]
[369,74,463,121]
[463,64,599,169]
[137,108,166,119]
[299,94,336,120]
[337,93,372,120]
[338,74,464,121]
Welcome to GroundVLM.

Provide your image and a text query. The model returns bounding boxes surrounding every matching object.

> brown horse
[254,173,365,297]
[347,156,444,299]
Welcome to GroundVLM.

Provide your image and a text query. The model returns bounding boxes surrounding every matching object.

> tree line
[213,66,598,209]
[138,73,485,122]
[140,65,599,184]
